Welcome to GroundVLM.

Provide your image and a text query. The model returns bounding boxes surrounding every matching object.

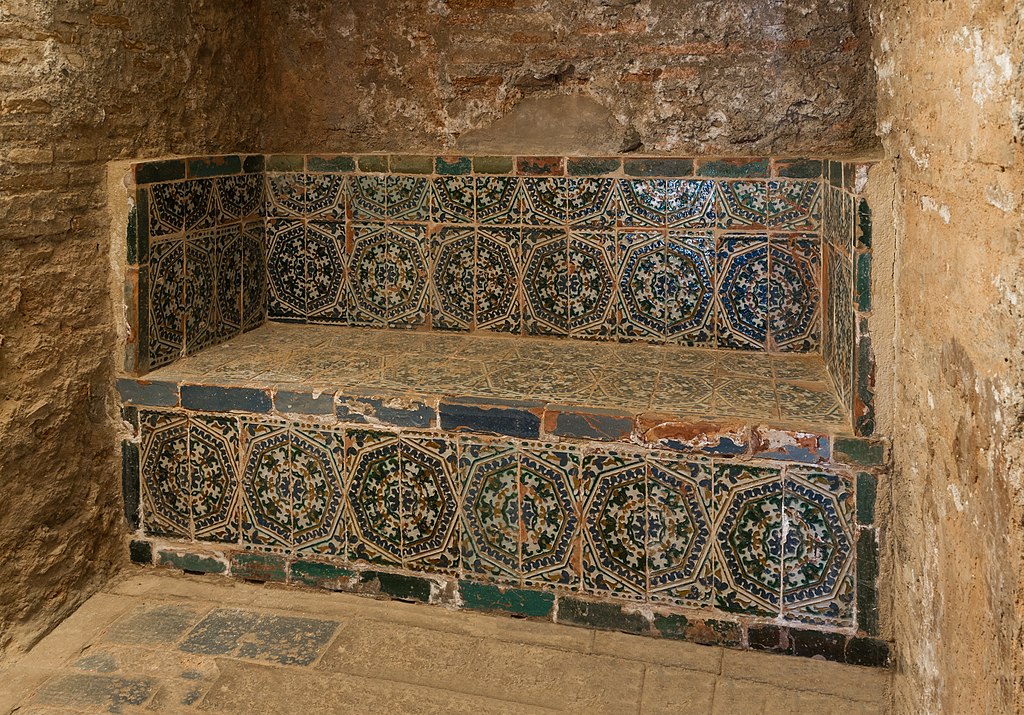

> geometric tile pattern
[138,406,858,629]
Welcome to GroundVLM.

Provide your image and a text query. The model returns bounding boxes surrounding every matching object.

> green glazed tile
[857,198,872,249]
[856,529,880,635]
[473,156,514,174]
[557,597,649,634]
[135,159,185,185]
[459,581,555,617]
[242,154,265,173]
[856,472,876,526]
[697,158,769,178]
[187,155,241,178]
[231,552,287,582]
[358,155,389,173]
[623,158,694,177]
[436,156,472,175]
[567,157,621,176]
[774,158,824,178]
[833,436,886,466]
[308,155,356,172]
[390,155,433,174]
[855,251,872,311]
[266,154,304,172]
[158,550,226,574]
[290,560,355,588]
[359,571,432,602]
[654,614,742,647]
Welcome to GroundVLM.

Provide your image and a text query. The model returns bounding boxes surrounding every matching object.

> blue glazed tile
[475,228,521,333]
[567,231,616,338]
[519,442,581,588]
[664,180,717,229]
[617,179,665,227]
[522,228,568,335]
[240,222,267,330]
[476,176,522,225]
[717,180,768,229]
[349,224,429,327]
[140,410,190,539]
[716,234,769,350]
[566,178,617,229]
[117,379,179,407]
[147,237,186,368]
[305,221,347,324]
[241,420,293,552]
[581,450,647,600]
[768,180,821,231]
[439,400,541,439]
[266,220,306,321]
[181,385,272,413]
[189,414,240,544]
[184,230,217,354]
[216,172,263,222]
[431,226,476,331]
[460,439,520,582]
[663,232,715,346]
[214,226,243,342]
[387,175,431,222]
[521,177,567,226]
[616,230,665,341]
[713,463,783,616]
[346,430,403,566]
[782,469,855,627]
[432,176,475,224]
[769,236,820,352]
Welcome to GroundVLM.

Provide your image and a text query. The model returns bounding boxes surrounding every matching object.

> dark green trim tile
[158,550,227,574]
[833,436,886,466]
[436,156,472,175]
[857,472,877,526]
[774,158,824,178]
[856,529,880,635]
[654,614,742,647]
[232,552,288,582]
[117,378,179,407]
[855,251,872,311]
[126,204,140,265]
[275,389,337,416]
[460,581,555,617]
[543,406,633,441]
[291,560,355,589]
[122,440,140,530]
[696,158,769,178]
[854,320,876,438]
[439,400,541,439]
[180,385,271,413]
[242,154,265,173]
[390,155,433,174]
[359,571,432,602]
[358,155,389,173]
[790,629,846,662]
[557,597,650,634]
[623,158,694,177]
[266,154,304,172]
[473,156,513,174]
[568,157,621,176]
[129,539,152,564]
[187,155,241,179]
[133,190,150,265]
[135,159,185,185]
[516,156,564,176]
[308,155,356,172]
[828,160,843,187]
[746,624,791,653]
[845,637,890,667]
[857,198,872,249]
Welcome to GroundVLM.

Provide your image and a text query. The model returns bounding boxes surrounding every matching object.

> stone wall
[0,0,262,654]
[869,1,1024,712]
[259,0,877,156]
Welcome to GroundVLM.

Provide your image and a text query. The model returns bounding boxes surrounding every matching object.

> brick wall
[0,0,262,654]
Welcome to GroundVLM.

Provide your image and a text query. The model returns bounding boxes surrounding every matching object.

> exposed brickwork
[258,0,877,155]
[0,1,261,654]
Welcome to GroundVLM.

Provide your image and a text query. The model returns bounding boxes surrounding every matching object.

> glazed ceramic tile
[519,443,581,588]
[399,435,460,572]
[769,237,820,352]
[772,355,829,382]
[432,176,475,224]
[664,179,717,228]
[522,228,569,335]
[776,381,847,426]
[717,180,768,229]
[147,237,186,368]
[460,440,520,582]
[475,228,521,333]
[305,173,347,221]
[521,177,567,226]
[216,172,263,222]
[617,179,666,227]
[768,180,821,231]
[290,427,346,556]
[189,414,240,543]
[184,231,217,354]
[782,469,855,626]
[566,178,617,229]
[431,226,476,331]
[663,232,715,345]
[616,230,666,341]
[476,176,522,225]
[305,222,348,324]
[266,220,306,321]
[265,173,305,217]
[716,234,769,350]
[651,374,714,414]
[567,232,616,337]
[348,175,388,222]
[349,224,429,327]
[214,226,244,341]
[647,456,713,606]
[140,410,190,539]
[712,377,779,419]
[713,463,783,616]
[241,420,293,552]
[387,175,431,222]
[345,429,404,566]
[581,450,647,599]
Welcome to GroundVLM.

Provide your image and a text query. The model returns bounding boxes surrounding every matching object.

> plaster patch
[920,196,951,223]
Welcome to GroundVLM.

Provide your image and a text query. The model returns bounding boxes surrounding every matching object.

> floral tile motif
[214,226,243,341]
[519,443,581,588]
[266,220,306,321]
[189,414,240,544]
[567,232,616,337]
[217,173,263,222]
[647,456,713,606]
[387,175,431,222]
[529,363,599,402]
[772,355,829,383]
[617,179,665,227]
[240,222,267,330]
[664,180,717,229]
[140,410,190,539]
[306,173,347,221]
[717,181,768,229]
[522,177,567,226]
[155,179,216,234]
[305,222,347,324]
[776,382,847,426]
[349,224,429,327]
[431,226,476,331]
[349,175,387,222]
[432,176,474,224]
[717,234,769,350]
[475,228,521,333]
[184,231,217,354]
[147,237,186,368]
[460,440,520,582]
[476,177,522,225]
[581,450,647,599]
[616,230,665,341]
[713,463,783,616]
[566,178,617,229]
[346,429,403,566]
[769,237,820,352]
[824,244,855,409]
[768,180,821,231]
[715,351,774,379]
[291,427,346,556]
[400,435,460,572]
[651,374,714,414]
[782,470,855,626]
[265,173,305,217]
[522,228,568,335]
[712,377,779,419]
[663,232,715,345]
[241,420,293,552]
[587,363,660,410]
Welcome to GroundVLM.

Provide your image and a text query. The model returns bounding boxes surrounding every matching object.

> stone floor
[0,570,888,714]
[147,322,850,431]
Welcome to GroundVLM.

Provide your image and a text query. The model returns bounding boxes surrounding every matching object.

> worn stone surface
[868,1,1024,713]
[258,0,877,155]
[0,0,261,655]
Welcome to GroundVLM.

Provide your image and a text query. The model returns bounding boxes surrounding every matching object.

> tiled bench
[117,154,886,666]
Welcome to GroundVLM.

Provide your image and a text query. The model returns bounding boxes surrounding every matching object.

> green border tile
[697,158,769,178]
[567,157,621,176]
[472,156,513,174]
[623,158,693,177]
[267,154,304,172]
[135,159,185,185]
[308,155,356,172]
